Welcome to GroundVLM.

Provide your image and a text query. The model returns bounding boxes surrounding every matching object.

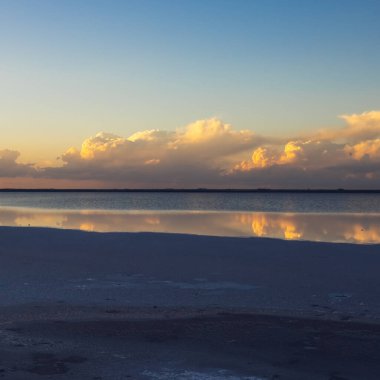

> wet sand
[0,307,380,380]
[0,227,379,379]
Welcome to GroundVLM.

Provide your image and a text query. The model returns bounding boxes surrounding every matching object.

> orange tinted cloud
[1,112,380,188]
[344,139,380,160]
[313,111,380,143]
[234,110,380,175]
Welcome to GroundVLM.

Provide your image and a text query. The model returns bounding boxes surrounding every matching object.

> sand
[0,227,379,379]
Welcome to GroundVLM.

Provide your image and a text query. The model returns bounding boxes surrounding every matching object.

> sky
[0,0,380,188]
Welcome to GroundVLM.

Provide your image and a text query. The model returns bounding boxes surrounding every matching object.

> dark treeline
[0,188,380,193]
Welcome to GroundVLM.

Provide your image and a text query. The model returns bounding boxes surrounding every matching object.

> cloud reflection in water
[0,207,379,244]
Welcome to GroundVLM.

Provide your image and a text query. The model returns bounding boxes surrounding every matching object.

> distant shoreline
[0,188,380,193]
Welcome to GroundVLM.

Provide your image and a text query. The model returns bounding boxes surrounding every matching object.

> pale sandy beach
[0,227,379,379]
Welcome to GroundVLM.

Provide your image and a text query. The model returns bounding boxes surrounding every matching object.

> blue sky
[0,0,379,188]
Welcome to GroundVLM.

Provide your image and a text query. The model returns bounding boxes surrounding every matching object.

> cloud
[318,111,380,143]
[2,111,380,188]
[344,139,380,160]
[31,111,380,189]
[233,110,380,188]
[42,118,264,186]
[0,149,36,177]
[235,139,347,171]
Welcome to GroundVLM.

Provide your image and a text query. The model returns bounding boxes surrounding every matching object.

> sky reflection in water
[0,207,379,244]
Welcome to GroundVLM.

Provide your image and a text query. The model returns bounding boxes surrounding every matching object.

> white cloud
[2,111,380,188]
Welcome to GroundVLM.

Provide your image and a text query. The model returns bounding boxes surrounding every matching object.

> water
[0,191,379,243]
[0,191,380,213]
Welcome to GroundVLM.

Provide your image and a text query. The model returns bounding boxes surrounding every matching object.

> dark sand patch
[0,311,379,379]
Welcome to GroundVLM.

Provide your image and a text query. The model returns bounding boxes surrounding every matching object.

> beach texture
[0,227,379,379]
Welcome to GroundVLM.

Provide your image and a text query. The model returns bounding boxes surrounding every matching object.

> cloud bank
[2,111,380,188]
[0,149,35,177]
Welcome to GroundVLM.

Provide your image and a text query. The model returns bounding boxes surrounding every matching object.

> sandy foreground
[0,227,379,379]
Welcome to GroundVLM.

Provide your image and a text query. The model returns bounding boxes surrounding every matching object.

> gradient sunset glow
[1,0,379,188]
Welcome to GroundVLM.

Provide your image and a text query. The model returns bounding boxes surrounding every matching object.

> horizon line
[1,188,380,193]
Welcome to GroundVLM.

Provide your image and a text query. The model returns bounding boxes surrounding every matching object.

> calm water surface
[0,191,380,213]
[0,192,379,243]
